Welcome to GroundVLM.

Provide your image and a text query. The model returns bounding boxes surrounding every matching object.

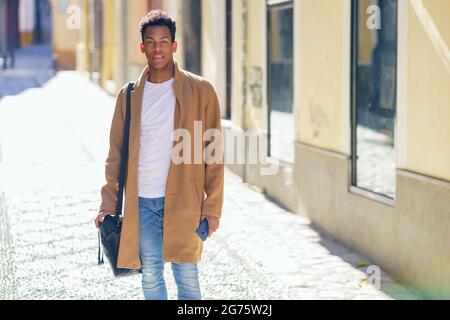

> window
[351,0,398,199]
[267,0,294,164]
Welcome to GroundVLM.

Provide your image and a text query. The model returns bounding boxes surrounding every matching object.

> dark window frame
[350,0,359,187]
[350,0,399,199]
[225,0,232,120]
[266,0,293,160]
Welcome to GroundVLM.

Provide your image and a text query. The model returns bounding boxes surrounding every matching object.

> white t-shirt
[138,77,176,198]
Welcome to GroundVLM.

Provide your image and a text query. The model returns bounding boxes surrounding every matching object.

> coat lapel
[172,60,185,131]
[129,67,146,154]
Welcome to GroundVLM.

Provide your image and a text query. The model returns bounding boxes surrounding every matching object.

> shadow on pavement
[262,190,424,300]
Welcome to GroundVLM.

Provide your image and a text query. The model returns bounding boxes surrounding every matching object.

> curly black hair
[139,10,176,43]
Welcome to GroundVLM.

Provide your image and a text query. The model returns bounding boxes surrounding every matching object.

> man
[95,10,224,300]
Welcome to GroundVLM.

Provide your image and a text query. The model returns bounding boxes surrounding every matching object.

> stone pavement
[0,49,423,300]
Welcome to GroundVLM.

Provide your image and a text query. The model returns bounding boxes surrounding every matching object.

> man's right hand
[95,211,115,229]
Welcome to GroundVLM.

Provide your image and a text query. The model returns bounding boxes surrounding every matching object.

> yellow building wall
[244,0,267,130]
[75,0,90,72]
[201,0,227,117]
[101,0,117,89]
[297,0,347,153]
[157,0,182,65]
[50,0,79,69]
[168,0,185,69]
[405,0,450,182]
[230,0,244,128]
[128,0,149,66]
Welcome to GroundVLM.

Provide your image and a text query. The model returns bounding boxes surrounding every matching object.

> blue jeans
[138,196,201,300]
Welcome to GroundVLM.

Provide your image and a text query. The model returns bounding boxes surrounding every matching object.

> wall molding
[294,141,348,161]
[397,168,450,190]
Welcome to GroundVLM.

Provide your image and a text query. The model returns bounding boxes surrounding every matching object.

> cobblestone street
[0,48,423,300]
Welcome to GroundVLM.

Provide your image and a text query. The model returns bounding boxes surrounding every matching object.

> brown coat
[99,61,224,268]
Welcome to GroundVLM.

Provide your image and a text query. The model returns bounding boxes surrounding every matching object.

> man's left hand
[201,215,220,238]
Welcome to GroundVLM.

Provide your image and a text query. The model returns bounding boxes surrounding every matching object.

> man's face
[140,25,177,70]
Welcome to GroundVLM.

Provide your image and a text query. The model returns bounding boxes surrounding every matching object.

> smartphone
[196,218,209,241]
